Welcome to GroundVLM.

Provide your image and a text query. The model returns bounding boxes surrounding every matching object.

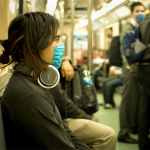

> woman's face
[40,29,63,63]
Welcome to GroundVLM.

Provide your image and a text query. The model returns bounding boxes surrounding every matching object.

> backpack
[123,27,150,64]
[109,23,135,66]
[109,36,122,67]
[61,66,99,115]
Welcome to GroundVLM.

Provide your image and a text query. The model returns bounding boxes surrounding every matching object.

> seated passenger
[102,66,123,109]
[49,60,117,150]
[0,12,90,150]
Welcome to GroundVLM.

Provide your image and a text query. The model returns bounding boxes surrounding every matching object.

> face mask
[52,44,65,69]
[135,13,145,22]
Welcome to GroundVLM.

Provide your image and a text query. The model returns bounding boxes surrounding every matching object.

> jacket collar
[130,18,139,28]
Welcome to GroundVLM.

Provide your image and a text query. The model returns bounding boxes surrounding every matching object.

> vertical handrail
[71,0,74,62]
[87,0,92,72]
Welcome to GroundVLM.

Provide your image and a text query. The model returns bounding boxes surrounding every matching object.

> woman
[0,12,90,150]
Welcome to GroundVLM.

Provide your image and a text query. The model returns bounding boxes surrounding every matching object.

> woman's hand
[60,60,74,81]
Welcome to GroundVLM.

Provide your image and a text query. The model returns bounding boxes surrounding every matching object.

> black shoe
[130,126,138,134]
[130,129,138,134]
[118,134,138,144]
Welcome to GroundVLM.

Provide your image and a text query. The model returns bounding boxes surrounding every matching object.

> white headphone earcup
[37,65,60,89]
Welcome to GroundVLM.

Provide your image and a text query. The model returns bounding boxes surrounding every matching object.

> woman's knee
[106,127,117,143]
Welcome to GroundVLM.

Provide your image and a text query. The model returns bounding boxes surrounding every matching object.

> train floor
[95,91,138,150]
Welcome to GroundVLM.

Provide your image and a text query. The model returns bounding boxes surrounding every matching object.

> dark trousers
[119,71,139,136]
[138,65,150,150]
[102,78,123,106]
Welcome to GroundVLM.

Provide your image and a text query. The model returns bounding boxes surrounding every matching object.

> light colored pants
[67,115,116,150]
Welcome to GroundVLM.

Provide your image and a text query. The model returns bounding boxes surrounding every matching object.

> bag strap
[63,80,71,97]
[135,28,139,39]
[128,23,135,30]
[73,66,85,94]
[126,23,137,39]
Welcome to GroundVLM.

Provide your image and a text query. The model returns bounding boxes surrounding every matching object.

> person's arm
[60,59,74,81]
[109,66,122,76]
[120,24,134,68]
[49,82,92,120]
[14,92,90,150]
[120,24,133,45]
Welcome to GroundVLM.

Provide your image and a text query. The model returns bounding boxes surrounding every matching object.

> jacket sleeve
[120,24,133,45]
[14,92,90,150]
[49,82,92,120]
[120,24,134,70]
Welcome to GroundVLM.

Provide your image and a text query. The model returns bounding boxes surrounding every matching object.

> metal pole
[66,0,80,18]
[59,1,64,36]
[71,0,74,62]
[23,0,26,14]
[87,0,92,72]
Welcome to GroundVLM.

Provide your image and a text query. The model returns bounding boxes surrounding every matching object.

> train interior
[0,0,150,150]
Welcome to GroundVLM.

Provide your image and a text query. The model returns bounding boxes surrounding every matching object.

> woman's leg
[67,117,117,150]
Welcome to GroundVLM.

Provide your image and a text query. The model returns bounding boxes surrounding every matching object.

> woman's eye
[56,38,59,41]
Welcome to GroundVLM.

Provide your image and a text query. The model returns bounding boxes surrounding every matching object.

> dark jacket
[1,71,90,150]
[139,17,150,63]
[49,82,91,120]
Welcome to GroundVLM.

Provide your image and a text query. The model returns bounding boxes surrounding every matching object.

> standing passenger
[137,17,150,150]
[118,2,145,143]
[0,12,90,150]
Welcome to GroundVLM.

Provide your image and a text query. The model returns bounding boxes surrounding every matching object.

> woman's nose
[59,39,63,45]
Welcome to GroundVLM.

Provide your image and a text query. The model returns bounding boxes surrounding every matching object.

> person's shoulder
[6,73,48,101]
[124,23,134,32]
[5,74,53,110]
[11,73,38,91]
[140,17,150,31]
[120,23,134,40]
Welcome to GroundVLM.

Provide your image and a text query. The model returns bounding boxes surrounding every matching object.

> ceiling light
[55,9,60,19]
[91,0,126,21]
[10,0,15,14]
[46,0,58,15]
[59,1,64,19]
[78,19,88,28]
[77,0,126,28]
[115,6,130,18]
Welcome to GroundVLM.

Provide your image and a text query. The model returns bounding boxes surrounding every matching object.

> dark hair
[0,12,59,80]
[130,2,145,13]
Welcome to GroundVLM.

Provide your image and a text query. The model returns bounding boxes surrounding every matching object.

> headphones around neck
[14,63,60,89]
